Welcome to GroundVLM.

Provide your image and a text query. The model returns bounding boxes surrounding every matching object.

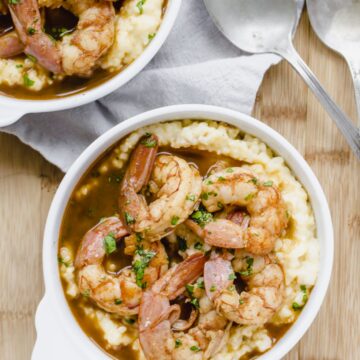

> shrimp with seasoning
[7,0,115,76]
[0,31,24,58]
[138,253,207,360]
[204,251,285,325]
[188,168,288,255]
[74,216,168,315]
[119,133,202,241]
[7,0,62,73]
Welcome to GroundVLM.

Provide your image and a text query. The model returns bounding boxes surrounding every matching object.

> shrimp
[59,0,115,77]
[7,0,62,73]
[199,168,288,255]
[119,133,202,241]
[138,253,206,360]
[74,216,167,315]
[204,251,284,325]
[0,31,24,58]
[7,0,115,76]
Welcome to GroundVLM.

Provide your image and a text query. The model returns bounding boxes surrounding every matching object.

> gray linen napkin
[2,0,280,172]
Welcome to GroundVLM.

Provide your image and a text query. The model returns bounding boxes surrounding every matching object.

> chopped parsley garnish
[190,298,199,309]
[292,302,302,310]
[27,27,35,35]
[239,299,244,305]
[205,179,213,185]
[225,168,234,173]
[16,64,23,68]
[244,193,255,201]
[125,318,135,325]
[186,284,194,295]
[175,339,182,348]
[217,202,224,209]
[197,279,205,289]
[141,133,157,148]
[148,33,156,41]
[186,194,196,201]
[58,256,70,267]
[300,284,308,303]
[124,212,135,225]
[210,285,216,292]
[263,180,274,187]
[239,257,254,276]
[136,233,143,243]
[194,242,203,250]
[114,298,122,305]
[171,216,180,226]
[103,232,117,255]
[136,0,146,14]
[8,0,21,4]
[178,236,187,251]
[82,289,90,298]
[26,54,37,63]
[228,273,236,280]
[228,285,235,291]
[201,192,209,200]
[191,206,213,228]
[132,247,156,288]
[218,176,225,182]
[190,345,201,352]
[250,177,258,184]
[23,74,35,87]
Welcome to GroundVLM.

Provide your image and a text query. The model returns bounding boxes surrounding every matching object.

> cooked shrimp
[7,0,62,73]
[138,253,206,360]
[7,0,115,76]
[200,168,288,254]
[60,0,115,77]
[0,31,24,58]
[204,251,284,325]
[74,216,167,315]
[119,134,202,241]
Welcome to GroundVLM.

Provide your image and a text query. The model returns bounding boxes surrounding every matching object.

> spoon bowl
[307,0,360,124]
[204,0,360,159]
[204,0,298,54]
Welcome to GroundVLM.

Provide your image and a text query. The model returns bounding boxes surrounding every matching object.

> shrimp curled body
[204,252,284,325]
[74,217,167,315]
[119,135,202,241]
[201,168,288,255]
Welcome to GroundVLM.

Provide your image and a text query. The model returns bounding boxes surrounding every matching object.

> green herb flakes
[103,232,117,255]
[124,212,135,225]
[23,74,35,87]
[225,168,234,173]
[133,247,156,288]
[228,273,236,280]
[171,216,180,226]
[210,285,216,292]
[263,180,274,187]
[136,0,146,14]
[114,298,122,305]
[175,339,182,348]
[191,207,213,228]
[190,345,201,352]
[186,194,196,201]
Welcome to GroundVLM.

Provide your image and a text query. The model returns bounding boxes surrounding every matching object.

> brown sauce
[59,141,293,360]
[0,0,160,100]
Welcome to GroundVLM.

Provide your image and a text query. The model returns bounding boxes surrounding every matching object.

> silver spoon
[203,0,360,159]
[307,0,360,126]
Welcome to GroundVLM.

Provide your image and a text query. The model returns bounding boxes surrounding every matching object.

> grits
[61,120,319,359]
[0,0,164,90]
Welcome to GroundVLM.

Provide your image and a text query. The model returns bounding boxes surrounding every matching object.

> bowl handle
[0,107,25,127]
[32,295,83,359]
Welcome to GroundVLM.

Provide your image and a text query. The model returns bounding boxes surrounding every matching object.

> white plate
[33,104,333,360]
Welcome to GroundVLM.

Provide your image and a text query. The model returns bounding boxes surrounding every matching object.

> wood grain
[0,9,359,360]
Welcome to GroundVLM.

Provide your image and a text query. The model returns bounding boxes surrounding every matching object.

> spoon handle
[344,55,360,127]
[280,44,360,160]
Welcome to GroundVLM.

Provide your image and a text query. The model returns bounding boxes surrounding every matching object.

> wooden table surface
[1,10,359,360]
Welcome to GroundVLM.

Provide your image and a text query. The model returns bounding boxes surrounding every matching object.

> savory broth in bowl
[58,120,319,359]
[0,0,166,99]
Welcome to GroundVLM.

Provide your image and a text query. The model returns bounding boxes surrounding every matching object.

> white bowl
[34,105,333,360]
[0,0,181,127]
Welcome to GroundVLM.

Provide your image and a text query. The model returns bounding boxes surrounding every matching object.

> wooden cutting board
[0,9,359,360]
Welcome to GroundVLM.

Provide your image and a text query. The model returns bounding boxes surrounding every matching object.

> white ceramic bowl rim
[42,104,333,360]
[0,0,182,125]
